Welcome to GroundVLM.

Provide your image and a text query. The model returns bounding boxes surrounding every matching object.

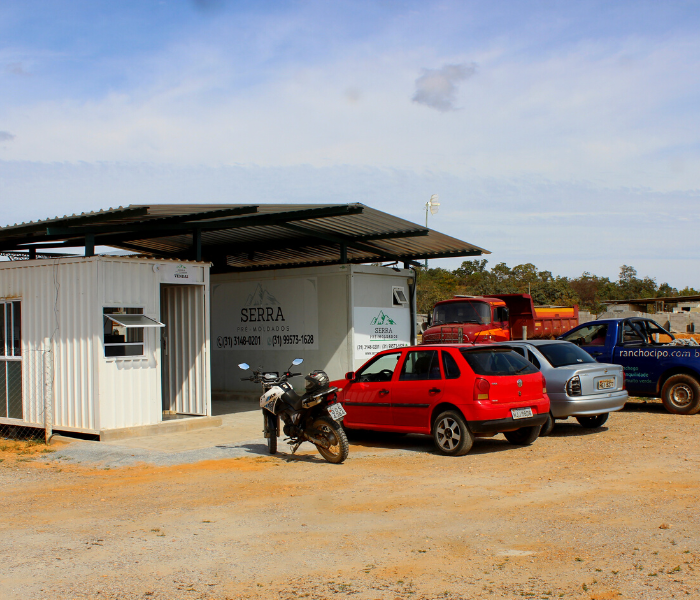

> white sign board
[213,277,319,351]
[159,263,204,284]
[354,306,410,360]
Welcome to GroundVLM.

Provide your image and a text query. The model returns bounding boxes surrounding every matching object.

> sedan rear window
[459,348,538,376]
[537,343,596,367]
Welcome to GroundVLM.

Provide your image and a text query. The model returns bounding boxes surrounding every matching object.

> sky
[1,0,700,288]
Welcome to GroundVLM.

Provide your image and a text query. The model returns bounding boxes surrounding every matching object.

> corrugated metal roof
[0,203,489,271]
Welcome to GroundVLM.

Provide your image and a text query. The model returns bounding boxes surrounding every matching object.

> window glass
[494,306,509,323]
[510,346,526,358]
[441,351,461,379]
[12,301,21,357]
[527,350,541,370]
[400,350,441,381]
[561,323,608,346]
[537,343,596,367]
[433,301,491,325]
[459,348,538,376]
[622,322,645,345]
[356,352,401,382]
[103,307,145,357]
[0,304,4,357]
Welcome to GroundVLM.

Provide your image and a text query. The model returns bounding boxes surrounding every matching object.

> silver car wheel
[436,417,462,451]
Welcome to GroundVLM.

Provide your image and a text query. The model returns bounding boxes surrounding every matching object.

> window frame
[103,306,164,360]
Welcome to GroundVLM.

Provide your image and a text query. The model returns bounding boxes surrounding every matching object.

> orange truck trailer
[421,294,579,344]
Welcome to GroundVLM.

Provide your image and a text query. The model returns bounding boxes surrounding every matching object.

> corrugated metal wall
[97,259,162,430]
[0,258,99,430]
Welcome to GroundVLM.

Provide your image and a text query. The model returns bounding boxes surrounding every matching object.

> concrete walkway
[47,400,273,468]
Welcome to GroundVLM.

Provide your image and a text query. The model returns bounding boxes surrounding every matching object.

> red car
[332,344,550,456]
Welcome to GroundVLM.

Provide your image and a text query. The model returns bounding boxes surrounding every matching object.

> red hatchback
[333,344,550,456]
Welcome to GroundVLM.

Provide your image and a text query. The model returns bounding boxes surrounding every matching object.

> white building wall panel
[0,258,99,431]
[97,259,163,430]
[210,264,412,396]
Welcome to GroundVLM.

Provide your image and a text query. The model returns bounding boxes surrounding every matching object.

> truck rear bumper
[549,390,628,418]
[469,413,548,433]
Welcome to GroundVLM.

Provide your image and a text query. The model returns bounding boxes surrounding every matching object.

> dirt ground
[1,398,699,600]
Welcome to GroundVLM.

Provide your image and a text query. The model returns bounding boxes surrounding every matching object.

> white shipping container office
[211,264,416,399]
[0,256,210,436]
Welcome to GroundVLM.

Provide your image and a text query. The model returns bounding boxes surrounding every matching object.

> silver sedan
[493,340,628,435]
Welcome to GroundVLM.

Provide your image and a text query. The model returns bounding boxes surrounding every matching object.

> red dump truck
[421,294,579,343]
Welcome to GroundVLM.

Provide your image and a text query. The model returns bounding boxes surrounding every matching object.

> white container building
[0,256,210,435]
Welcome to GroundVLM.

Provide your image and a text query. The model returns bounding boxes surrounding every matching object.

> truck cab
[422,297,510,344]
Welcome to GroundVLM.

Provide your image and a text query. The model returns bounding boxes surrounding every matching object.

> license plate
[511,407,533,420]
[598,378,614,390]
[328,403,347,421]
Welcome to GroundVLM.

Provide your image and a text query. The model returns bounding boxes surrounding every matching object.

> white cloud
[0,131,15,141]
[412,63,476,111]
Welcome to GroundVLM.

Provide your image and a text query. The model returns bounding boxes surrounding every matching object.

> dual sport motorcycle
[238,358,349,464]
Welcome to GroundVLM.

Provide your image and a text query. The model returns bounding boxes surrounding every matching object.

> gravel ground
[1,397,699,600]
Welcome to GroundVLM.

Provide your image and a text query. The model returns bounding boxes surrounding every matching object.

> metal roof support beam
[193,228,202,262]
[2,206,151,238]
[85,234,95,257]
[46,206,259,237]
[278,222,407,263]
[340,243,348,264]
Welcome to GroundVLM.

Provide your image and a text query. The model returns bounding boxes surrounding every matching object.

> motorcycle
[238,358,350,464]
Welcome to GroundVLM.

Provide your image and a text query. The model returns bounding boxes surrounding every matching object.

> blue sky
[1,0,700,288]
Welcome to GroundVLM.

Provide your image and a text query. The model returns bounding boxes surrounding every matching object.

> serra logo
[240,283,286,322]
[370,310,396,326]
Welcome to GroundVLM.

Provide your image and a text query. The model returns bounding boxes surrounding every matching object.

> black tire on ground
[539,412,555,436]
[661,374,700,415]
[266,412,278,455]
[432,410,474,456]
[576,413,609,428]
[312,416,349,464]
[503,425,540,446]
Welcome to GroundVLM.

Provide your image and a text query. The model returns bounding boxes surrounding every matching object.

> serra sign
[213,277,319,350]
[354,306,410,360]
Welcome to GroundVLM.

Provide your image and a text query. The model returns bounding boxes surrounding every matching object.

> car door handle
[379,389,390,396]
[429,388,441,394]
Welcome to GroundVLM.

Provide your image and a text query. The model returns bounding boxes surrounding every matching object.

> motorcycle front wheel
[266,412,278,455]
[311,416,349,464]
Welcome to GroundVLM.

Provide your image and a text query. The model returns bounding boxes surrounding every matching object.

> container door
[0,301,22,420]
[160,285,206,415]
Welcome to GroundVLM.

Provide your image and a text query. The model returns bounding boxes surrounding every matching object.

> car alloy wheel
[436,416,462,452]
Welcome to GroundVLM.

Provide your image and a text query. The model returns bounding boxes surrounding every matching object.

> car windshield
[433,301,491,325]
[537,343,596,367]
[459,348,538,376]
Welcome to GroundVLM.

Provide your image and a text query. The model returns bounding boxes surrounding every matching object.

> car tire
[503,425,540,446]
[539,412,555,436]
[432,410,473,456]
[576,413,609,428]
[661,375,700,415]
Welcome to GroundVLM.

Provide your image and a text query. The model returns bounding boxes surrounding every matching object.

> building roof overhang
[0,203,489,272]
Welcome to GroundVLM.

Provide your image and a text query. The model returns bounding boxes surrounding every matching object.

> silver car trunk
[556,364,624,395]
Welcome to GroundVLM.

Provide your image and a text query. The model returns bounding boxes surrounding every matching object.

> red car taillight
[474,377,490,401]
[542,374,547,394]
[622,370,626,389]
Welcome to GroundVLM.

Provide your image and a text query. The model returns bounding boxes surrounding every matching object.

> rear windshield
[459,348,539,376]
[537,343,596,367]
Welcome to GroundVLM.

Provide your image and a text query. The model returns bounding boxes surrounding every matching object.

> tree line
[416,260,699,315]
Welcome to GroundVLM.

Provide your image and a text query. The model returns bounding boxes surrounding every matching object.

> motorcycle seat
[282,388,304,411]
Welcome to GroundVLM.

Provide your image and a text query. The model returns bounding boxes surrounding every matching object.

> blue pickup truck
[560,317,700,415]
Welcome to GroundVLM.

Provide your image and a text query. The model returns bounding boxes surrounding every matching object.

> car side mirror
[421,322,428,332]
[345,371,356,381]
